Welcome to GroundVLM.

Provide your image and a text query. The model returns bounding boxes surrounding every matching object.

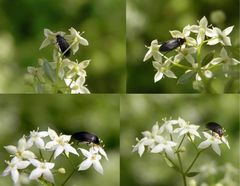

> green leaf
[202,51,215,66]
[177,71,196,85]
[43,59,56,83]
[186,172,200,177]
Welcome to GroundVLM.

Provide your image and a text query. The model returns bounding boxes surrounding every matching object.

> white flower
[65,76,90,94]
[170,25,197,46]
[191,16,213,45]
[29,159,55,183]
[65,59,91,79]
[27,129,48,149]
[90,146,108,160]
[65,27,89,55]
[132,137,155,157]
[174,117,201,140]
[39,29,65,50]
[210,48,240,77]
[173,46,197,65]
[143,40,162,62]
[4,136,36,160]
[206,26,234,46]
[151,136,177,159]
[221,136,230,149]
[198,132,223,155]
[45,128,79,159]
[2,157,30,183]
[159,118,178,134]
[78,148,104,174]
[152,58,177,82]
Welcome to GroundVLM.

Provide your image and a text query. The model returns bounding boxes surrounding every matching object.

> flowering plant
[143,16,239,93]
[2,128,108,185]
[26,27,91,94]
[133,117,230,186]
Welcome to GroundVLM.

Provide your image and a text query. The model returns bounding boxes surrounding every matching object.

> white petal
[39,131,49,138]
[2,166,11,176]
[221,136,230,149]
[48,128,58,140]
[210,58,223,65]
[98,147,109,160]
[223,26,234,36]
[207,38,219,45]
[79,148,91,157]
[45,162,55,169]
[11,168,19,183]
[151,144,163,153]
[45,141,57,150]
[138,144,145,157]
[35,138,45,149]
[30,159,41,167]
[22,150,36,159]
[222,37,231,46]
[164,70,177,78]
[143,50,152,62]
[54,146,64,159]
[78,159,92,170]
[43,169,54,183]
[39,39,51,50]
[198,140,211,149]
[152,61,161,69]
[29,168,42,180]
[93,161,104,174]
[16,161,30,169]
[18,137,27,151]
[79,36,89,46]
[152,52,162,62]
[4,145,17,154]
[154,71,163,83]
[165,146,175,159]
[212,143,221,155]
[65,144,79,156]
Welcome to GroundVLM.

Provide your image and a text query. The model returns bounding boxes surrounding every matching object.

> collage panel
[0,95,119,186]
[0,0,125,93]
[120,94,239,186]
[127,0,239,93]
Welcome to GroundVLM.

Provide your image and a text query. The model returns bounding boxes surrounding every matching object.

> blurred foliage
[0,0,125,93]
[127,0,240,93]
[120,94,239,185]
[0,95,119,186]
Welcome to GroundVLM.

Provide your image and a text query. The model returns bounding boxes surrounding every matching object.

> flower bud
[58,168,66,174]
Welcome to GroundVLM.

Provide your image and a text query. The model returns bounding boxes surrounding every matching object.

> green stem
[48,152,54,162]
[172,62,192,70]
[185,150,203,174]
[164,153,181,173]
[176,135,185,151]
[39,149,44,160]
[188,134,198,151]
[177,153,187,186]
[61,168,76,186]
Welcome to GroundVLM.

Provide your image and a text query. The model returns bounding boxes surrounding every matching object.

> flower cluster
[133,117,229,157]
[133,117,230,184]
[2,128,108,185]
[143,16,239,92]
[26,27,91,94]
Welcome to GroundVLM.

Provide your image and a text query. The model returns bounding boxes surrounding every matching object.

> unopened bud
[58,168,66,174]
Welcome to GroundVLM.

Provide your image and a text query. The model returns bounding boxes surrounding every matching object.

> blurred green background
[127,0,240,93]
[120,94,239,185]
[0,0,125,93]
[0,95,119,186]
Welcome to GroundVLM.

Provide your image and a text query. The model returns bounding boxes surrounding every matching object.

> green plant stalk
[61,168,76,186]
[176,135,185,151]
[185,150,203,174]
[177,153,187,186]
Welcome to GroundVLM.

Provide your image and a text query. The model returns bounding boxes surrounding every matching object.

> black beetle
[56,35,71,57]
[71,131,100,145]
[206,122,224,137]
[159,38,186,52]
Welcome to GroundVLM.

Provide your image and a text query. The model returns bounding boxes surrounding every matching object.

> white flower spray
[133,117,230,186]
[2,128,108,185]
[143,16,239,93]
[26,27,91,94]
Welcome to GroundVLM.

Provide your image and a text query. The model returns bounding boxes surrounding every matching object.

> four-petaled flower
[65,76,90,94]
[198,132,225,155]
[151,136,177,159]
[143,40,162,62]
[78,148,104,175]
[2,157,30,183]
[27,129,48,149]
[29,159,55,183]
[152,58,177,82]
[4,136,36,160]
[45,128,79,159]
[174,117,201,140]
[207,26,234,46]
